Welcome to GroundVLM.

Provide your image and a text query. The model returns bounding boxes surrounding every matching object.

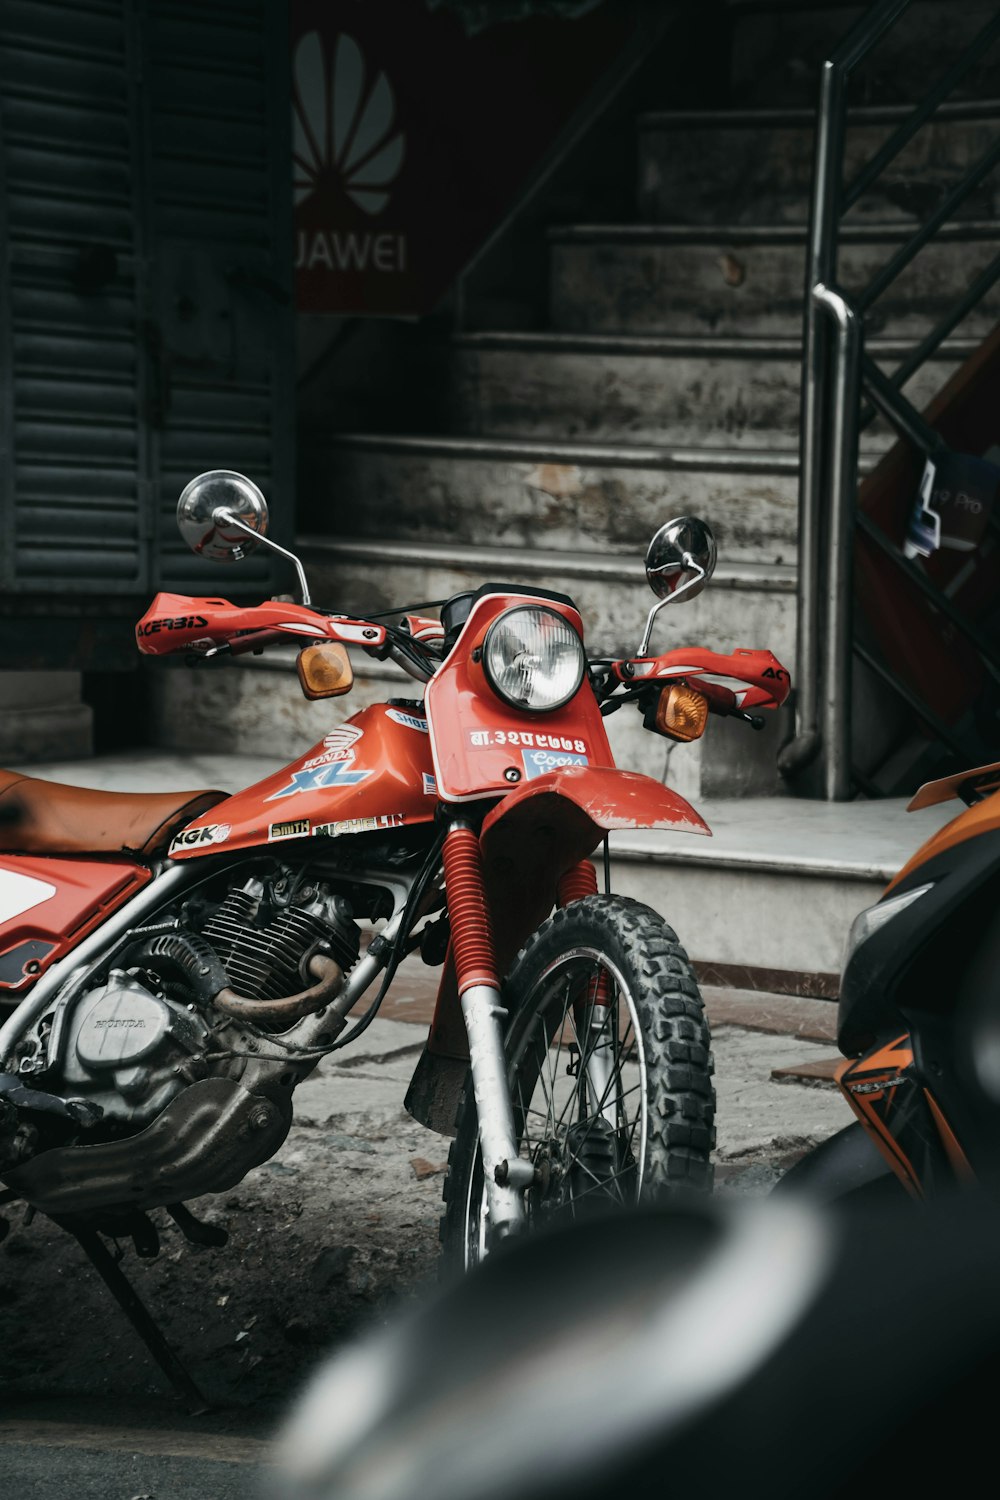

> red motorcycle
[0,472,789,1291]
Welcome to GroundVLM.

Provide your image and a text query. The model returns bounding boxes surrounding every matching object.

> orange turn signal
[655,683,709,742]
[297,643,354,700]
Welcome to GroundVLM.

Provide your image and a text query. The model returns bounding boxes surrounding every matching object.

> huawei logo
[293,32,405,217]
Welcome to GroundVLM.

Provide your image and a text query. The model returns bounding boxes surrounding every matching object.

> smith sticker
[313,813,405,838]
[169,823,231,854]
[521,749,589,780]
[470,730,587,753]
[269,819,311,842]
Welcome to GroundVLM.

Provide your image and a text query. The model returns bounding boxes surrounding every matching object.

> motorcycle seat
[0,770,227,860]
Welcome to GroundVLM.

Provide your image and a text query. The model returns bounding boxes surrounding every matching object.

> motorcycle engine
[52,869,361,1132]
[58,969,210,1131]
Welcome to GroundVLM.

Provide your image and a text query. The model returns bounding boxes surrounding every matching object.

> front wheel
[440,894,715,1272]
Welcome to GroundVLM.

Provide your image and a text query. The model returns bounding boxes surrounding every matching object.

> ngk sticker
[169,823,231,853]
[521,749,589,780]
[469,730,587,753]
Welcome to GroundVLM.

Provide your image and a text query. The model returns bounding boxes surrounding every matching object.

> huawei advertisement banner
[291,1,637,315]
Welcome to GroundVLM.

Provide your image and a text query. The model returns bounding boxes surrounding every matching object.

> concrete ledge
[299,535,798,595]
[0,705,93,764]
[608,794,956,882]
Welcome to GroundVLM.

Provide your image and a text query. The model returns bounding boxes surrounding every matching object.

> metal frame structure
[781,0,1000,799]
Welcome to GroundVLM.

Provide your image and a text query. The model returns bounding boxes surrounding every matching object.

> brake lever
[735,710,766,731]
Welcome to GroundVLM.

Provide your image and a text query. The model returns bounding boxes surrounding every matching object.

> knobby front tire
[440,894,716,1273]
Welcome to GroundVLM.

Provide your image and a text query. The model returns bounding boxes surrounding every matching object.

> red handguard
[614,646,791,713]
[135,592,388,656]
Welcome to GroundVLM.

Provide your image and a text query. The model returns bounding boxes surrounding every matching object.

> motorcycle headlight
[842,881,934,975]
[482,606,586,712]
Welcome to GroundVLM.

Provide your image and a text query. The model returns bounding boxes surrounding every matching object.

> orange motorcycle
[781,761,1000,1203]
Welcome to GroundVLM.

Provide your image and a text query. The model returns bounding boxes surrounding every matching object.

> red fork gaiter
[556,860,599,906]
[443,825,500,995]
[557,859,610,1008]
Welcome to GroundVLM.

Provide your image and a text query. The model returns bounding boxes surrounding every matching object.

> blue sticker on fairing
[521,748,589,780]
[266,760,373,800]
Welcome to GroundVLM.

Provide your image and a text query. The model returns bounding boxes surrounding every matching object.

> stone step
[297,534,797,801]
[449,331,966,449]
[302,432,858,568]
[0,671,93,763]
[608,793,957,990]
[637,101,1000,226]
[548,221,1000,337]
[728,1,1000,109]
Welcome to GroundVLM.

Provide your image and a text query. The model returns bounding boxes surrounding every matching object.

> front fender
[480,764,711,849]
[480,765,708,975]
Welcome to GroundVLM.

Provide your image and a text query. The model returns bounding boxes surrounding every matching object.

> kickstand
[69,1225,209,1414]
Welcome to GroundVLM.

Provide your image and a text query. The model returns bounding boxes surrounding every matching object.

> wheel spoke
[453,912,712,1271]
[559,1080,643,1165]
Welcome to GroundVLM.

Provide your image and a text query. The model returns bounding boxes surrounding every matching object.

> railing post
[784,0,914,795]
[813,285,862,801]
[780,56,847,781]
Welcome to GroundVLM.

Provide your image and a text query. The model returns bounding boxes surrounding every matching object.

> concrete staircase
[170,1,1000,992]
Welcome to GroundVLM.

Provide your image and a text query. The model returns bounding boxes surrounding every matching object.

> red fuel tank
[168,703,437,859]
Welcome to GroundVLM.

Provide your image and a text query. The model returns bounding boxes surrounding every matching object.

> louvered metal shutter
[0,0,147,591]
[146,0,293,594]
[0,0,292,607]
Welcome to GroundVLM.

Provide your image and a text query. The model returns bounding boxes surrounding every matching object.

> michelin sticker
[170,823,231,853]
[521,749,589,781]
[314,813,404,838]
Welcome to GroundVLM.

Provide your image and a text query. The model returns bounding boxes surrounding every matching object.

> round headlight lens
[482,606,586,712]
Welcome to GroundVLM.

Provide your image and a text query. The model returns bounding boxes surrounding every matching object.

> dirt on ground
[0,1016,850,1416]
[0,1021,448,1417]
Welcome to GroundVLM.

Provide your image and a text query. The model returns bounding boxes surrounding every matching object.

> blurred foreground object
[272,1190,1000,1500]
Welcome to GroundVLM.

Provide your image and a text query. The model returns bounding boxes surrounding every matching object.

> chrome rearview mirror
[638,516,717,656]
[177,470,269,561]
[176,469,311,604]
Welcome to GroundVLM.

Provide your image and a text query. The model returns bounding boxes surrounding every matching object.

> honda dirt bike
[0,470,790,1322]
[780,759,1000,1205]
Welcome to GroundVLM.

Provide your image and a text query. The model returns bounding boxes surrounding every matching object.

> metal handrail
[782,0,1000,799]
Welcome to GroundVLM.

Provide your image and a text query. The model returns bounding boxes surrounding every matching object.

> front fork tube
[556,862,617,1128]
[443,822,529,1240]
[581,1002,617,1127]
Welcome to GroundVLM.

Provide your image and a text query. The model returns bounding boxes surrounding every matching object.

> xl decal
[268,726,371,799]
[267,761,373,800]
